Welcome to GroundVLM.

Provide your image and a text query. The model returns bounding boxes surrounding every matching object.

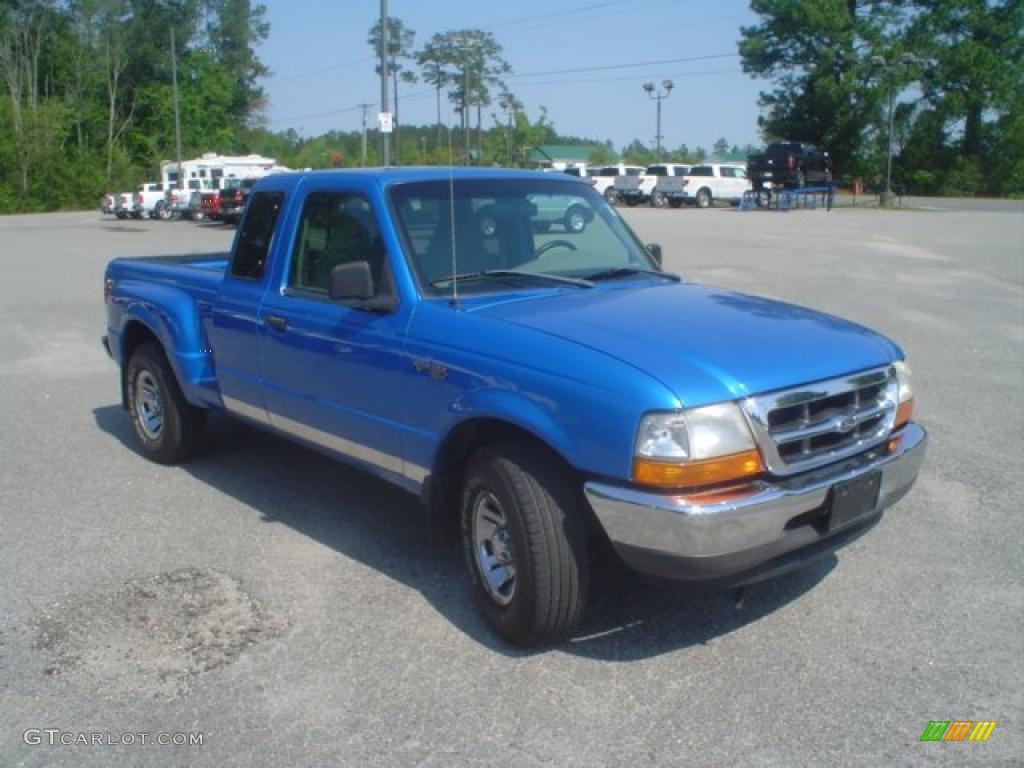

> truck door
[257,189,410,483]
[207,190,285,424]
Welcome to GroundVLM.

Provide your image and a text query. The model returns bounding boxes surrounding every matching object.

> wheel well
[119,321,161,407]
[424,418,576,521]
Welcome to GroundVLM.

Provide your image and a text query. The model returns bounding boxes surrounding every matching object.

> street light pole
[642,80,674,160]
[871,53,916,206]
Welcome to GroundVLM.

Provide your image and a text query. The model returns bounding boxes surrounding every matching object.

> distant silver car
[477,193,595,236]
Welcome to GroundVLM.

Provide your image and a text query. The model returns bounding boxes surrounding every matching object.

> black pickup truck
[747,142,832,190]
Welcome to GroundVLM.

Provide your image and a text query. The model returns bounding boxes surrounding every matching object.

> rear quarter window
[231,191,285,280]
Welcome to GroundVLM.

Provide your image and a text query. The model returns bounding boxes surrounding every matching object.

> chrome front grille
[742,367,898,476]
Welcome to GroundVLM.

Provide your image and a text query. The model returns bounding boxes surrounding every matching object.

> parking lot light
[643,80,674,160]
[871,53,917,206]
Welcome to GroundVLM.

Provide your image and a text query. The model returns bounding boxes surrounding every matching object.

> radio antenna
[447,100,458,306]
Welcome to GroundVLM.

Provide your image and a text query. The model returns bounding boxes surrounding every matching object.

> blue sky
[256,0,771,152]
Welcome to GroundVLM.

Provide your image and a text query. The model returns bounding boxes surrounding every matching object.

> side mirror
[646,243,663,267]
[329,261,374,301]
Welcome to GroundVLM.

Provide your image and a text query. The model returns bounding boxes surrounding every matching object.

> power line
[508,53,739,79]
[511,68,744,88]
[263,55,375,83]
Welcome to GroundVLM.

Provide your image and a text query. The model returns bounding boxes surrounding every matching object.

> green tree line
[0,0,271,212]
[741,0,1023,196]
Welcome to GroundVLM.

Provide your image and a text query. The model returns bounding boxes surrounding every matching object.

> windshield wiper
[582,266,680,283]
[430,269,594,289]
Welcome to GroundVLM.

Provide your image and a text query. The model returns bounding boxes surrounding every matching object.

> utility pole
[500,96,514,167]
[642,80,673,160]
[378,0,390,166]
[170,24,183,187]
[359,103,371,166]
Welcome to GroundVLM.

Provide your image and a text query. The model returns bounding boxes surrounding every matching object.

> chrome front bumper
[584,422,927,583]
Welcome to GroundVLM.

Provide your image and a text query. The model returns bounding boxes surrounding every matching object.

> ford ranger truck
[102,169,926,646]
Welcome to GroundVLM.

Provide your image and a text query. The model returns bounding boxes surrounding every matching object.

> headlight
[633,403,764,489]
[893,360,914,427]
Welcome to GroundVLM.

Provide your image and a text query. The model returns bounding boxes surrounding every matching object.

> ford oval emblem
[838,416,857,434]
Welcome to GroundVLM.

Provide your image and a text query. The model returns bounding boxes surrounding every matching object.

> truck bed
[107,252,230,302]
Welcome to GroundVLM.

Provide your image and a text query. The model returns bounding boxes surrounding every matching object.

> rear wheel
[155,201,171,221]
[126,343,206,464]
[603,187,619,205]
[696,188,712,208]
[460,441,588,646]
[650,191,667,208]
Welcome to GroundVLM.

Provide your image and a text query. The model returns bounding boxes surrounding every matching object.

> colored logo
[920,721,997,742]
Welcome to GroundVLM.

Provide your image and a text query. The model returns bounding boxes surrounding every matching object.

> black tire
[126,343,206,464]
[154,201,170,221]
[563,204,588,233]
[668,198,683,209]
[696,188,712,208]
[603,187,619,205]
[460,440,588,646]
[650,191,667,208]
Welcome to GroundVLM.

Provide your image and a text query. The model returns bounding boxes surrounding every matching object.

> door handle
[265,315,288,332]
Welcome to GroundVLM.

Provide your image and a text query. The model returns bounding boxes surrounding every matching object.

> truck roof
[253,166,584,192]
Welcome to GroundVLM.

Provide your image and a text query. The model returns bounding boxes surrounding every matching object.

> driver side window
[289,192,391,297]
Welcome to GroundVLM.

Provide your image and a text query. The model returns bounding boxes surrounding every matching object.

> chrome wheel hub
[134,370,164,440]
[471,491,517,606]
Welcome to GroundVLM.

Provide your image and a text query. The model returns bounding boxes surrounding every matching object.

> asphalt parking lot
[1,199,1021,767]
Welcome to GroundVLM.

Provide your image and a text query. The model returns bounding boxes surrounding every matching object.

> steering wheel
[535,239,577,258]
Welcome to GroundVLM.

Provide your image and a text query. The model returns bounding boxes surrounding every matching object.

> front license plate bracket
[829,471,882,531]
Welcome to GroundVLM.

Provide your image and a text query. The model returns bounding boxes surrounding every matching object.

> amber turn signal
[632,449,764,489]
[894,397,914,429]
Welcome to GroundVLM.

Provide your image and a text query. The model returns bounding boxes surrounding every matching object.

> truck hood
[470,281,902,406]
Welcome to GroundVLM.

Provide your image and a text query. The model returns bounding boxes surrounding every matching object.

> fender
[445,386,582,471]
[115,280,216,407]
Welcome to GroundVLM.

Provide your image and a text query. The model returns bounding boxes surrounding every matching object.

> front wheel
[155,201,171,221]
[696,188,712,208]
[563,205,588,233]
[126,343,206,464]
[461,441,589,646]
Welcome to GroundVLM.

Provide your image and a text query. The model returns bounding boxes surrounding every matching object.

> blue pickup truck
[103,168,926,645]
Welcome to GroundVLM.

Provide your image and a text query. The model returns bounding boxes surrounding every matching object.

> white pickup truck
[615,163,691,207]
[160,179,207,220]
[112,191,134,219]
[664,163,753,208]
[132,183,165,219]
[592,164,645,202]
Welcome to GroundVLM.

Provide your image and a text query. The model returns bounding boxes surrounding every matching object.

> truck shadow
[93,405,836,662]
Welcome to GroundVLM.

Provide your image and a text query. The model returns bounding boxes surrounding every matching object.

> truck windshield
[390,178,655,295]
